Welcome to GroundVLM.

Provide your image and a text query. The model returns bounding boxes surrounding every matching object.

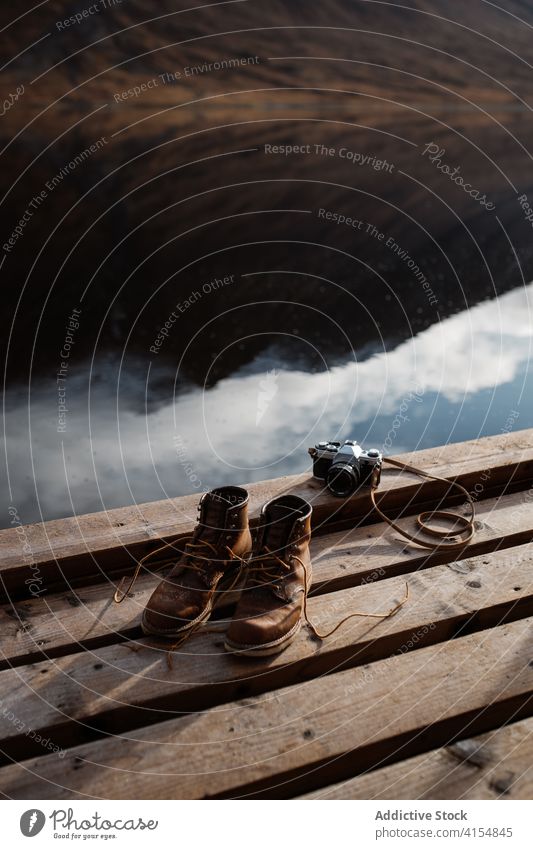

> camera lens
[326,463,360,497]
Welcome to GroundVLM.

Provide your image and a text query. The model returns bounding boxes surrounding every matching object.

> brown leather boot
[225,495,312,656]
[142,486,252,638]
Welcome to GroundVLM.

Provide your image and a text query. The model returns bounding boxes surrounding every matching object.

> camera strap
[370,456,476,550]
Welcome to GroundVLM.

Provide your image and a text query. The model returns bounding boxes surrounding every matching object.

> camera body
[308,440,382,497]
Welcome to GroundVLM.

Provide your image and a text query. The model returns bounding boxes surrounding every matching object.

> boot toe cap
[142,584,204,636]
[226,605,301,651]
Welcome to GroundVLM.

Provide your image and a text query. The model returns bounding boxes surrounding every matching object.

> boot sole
[224,618,302,657]
[141,558,250,639]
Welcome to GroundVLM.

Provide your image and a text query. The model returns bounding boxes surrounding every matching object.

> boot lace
[113,536,249,668]
[115,541,408,666]
[246,545,409,639]
[246,545,291,589]
[113,537,246,603]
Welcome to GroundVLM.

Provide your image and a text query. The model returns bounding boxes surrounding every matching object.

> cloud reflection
[3,283,532,525]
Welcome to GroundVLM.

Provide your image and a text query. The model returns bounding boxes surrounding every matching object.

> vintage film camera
[308,440,382,497]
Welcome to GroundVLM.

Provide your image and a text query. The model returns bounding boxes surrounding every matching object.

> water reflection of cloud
[192,281,532,466]
[3,283,532,524]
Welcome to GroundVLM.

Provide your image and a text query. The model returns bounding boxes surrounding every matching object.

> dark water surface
[2,2,533,526]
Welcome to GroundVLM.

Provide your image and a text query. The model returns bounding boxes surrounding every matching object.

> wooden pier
[0,430,532,799]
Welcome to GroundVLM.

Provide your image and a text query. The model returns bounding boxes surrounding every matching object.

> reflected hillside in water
[2,0,533,524]
[2,114,532,389]
[3,1,533,387]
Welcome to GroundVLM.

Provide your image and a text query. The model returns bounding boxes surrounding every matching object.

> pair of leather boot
[141,486,312,656]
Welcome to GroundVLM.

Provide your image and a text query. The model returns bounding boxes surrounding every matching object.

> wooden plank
[300,717,533,800]
[0,543,532,762]
[2,429,533,599]
[1,617,531,799]
[2,487,533,670]
[311,486,533,593]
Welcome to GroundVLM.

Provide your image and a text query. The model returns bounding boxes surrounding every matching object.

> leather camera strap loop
[370,456,476,551]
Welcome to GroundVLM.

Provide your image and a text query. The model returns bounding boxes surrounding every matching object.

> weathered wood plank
[1,617,531,799]
[2,429,533,598]
[0,543,532,762]
[311,486,533,593]
[300,717,533,800]
[1,488,532,669]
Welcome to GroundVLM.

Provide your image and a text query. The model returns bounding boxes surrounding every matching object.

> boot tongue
[262,503,296,555]
[197,491,231,541]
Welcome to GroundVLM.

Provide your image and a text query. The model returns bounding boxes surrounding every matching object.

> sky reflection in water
[3,281,532,526]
